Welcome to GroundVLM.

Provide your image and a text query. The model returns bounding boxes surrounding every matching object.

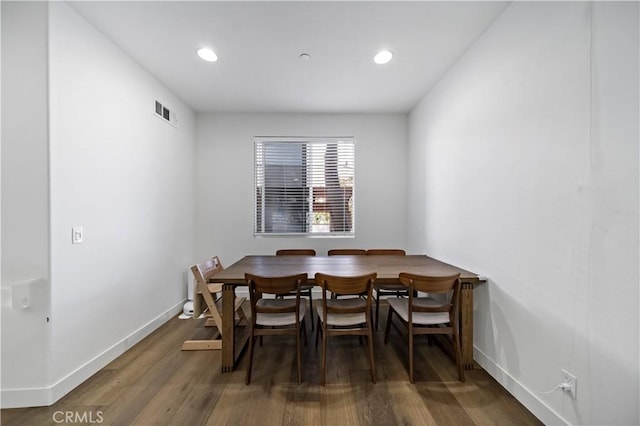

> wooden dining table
[211,254,485,372]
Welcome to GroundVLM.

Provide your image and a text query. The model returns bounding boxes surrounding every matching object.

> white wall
[408,2,638,425]
[47,2,197,403]
[1,1,52,407]
[195,113,408,264]
[1,2,197,408]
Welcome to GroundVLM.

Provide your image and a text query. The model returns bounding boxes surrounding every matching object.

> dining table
[211,254,485,372]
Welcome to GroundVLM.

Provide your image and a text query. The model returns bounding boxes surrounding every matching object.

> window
[254,137,355,237]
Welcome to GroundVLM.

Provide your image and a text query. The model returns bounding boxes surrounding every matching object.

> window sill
[253,233,355,239]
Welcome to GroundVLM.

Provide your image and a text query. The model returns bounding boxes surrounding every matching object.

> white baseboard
[0,387,53,410]
[473,347,568,425]
[0,301,184,409]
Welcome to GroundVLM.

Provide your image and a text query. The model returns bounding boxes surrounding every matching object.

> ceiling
[69,1,510,114]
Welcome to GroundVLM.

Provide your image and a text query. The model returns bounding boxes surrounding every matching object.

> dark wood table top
[213,255,481,285]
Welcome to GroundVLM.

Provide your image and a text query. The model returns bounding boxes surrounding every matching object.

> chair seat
[276,283,315,331]
[387,297,450,325]
[375,283,407,292]
[316,298,367,326]
[255,298,308,327]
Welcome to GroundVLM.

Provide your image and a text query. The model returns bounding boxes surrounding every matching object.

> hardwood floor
[1,302,542,426]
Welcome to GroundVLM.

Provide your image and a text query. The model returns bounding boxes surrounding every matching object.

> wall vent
[154,100,177,127]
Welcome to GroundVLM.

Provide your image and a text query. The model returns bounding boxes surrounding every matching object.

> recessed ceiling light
[299,53,311,61]
[197,47,218,62]
[374,50,393,65]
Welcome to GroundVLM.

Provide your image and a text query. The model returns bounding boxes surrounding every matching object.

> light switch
[12,282,30,310]
[72,227,84,244]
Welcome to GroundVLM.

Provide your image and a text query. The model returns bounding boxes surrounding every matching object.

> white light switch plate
[72,227,84,244]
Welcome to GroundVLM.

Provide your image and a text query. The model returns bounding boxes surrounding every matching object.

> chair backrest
[398,273,461,316]
[190,256,225,318]
[328,249,367,256]
[245,273,308,317]
[315,272,376,313]
[191,256,224,285]
[276,249,316,256]
[366,249,406,256]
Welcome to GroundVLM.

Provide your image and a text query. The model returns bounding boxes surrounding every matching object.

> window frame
[253,136,356,238]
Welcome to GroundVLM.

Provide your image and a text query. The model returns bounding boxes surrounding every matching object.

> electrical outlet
[562,369,577,399]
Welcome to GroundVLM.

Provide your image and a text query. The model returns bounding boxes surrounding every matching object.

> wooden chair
[327,249,366,299]
[327,249,367,256]
[366,249,408,330]
[245,273,308,385]
[276,249,316,256]
[366,249,406,256]
[384,272,464,383]
[314,272,377,386]
[181,256,246,351]
[275,249,316,330]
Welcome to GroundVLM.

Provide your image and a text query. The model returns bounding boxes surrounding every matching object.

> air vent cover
[154,100,177,127]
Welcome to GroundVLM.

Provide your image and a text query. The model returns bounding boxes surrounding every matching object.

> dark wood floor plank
[351,372,399,426]
[167,351,228,425]
[131,350,215,425]
[102,320,215,424]
[1,302,542,426]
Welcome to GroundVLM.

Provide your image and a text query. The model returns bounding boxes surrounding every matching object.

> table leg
[460,281,475,370]
[221,283,236,372]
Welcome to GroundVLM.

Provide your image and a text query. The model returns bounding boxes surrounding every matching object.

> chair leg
[296,323,302,384]
[246,331,256,385]
[384,307,394,344]
[321,325,328,386]
[375,290,380,330]
[307,290,314,331]
[367,326,376,384]
[408,326,414,384]
[315,317,321,348]
[453,328,465,382]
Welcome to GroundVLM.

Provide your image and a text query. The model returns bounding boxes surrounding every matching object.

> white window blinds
[254,137,355,236]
